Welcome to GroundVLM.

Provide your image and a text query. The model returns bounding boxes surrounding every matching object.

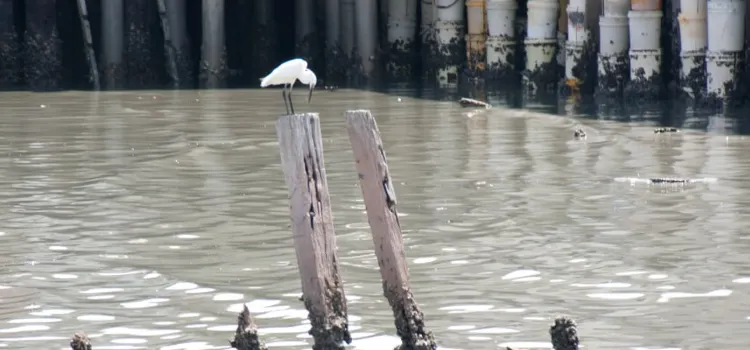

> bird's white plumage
[260,58,318,114]
[260,58,308,87]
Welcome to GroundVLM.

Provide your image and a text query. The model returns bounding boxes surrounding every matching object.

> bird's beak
[307,86,314,103]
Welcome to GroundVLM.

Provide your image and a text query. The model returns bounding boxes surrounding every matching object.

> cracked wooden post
[345,110,437,350]
[276,113,352,350]
[230,305,268,350]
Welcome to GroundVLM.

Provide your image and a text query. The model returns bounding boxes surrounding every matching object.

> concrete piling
[625,1,664,101]
[705,0,745,102]
[24,0,63,91]
[523,0,560,95]
[355,0,379,83]
[597,2,630,99]
[0,0,20,89]
[252,0,277,80]
[125,0,159,88]
[465,0,487,76]
[386,0,418,81]
[295,0,316,61]
[164,0,192,87]
[324,0,342,84]
[434,0,466,85]
[676,0,707,100]
[102,0,124,89]
[485,0,519,82]
[201,0,227,88]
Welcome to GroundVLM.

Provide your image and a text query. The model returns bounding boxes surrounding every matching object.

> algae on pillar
[676,0,707,100]
[705,0,745,103]
[423,0,466,84]
[386,0,418,82]
[624,2,664,101]
[354,0,378,84]
[0,0,20,89]
[165,0,193,87]
[201,0,227,88]
[596,1,629,99]
[125,0,159,88]
[24,0,63,90]
[485,0,518,82]
[102,0,124,89]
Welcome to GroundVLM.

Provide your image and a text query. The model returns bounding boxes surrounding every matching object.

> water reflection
[0,89,748,349]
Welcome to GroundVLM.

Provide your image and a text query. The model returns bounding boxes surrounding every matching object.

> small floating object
[649,177,690,184]
[573,128,586,139]
[459,97,491,109]
[654,127,679,134]
[614,177,718,185]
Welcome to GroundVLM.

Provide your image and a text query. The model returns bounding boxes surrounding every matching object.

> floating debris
[614,177,718,185]
[654,127,679,134]
[573,129,586,139]
[459,97,491,109]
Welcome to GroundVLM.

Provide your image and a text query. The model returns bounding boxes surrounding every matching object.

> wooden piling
[24,0,63,90]
[345,110,437,350]
[76,0,101,90]
[0,0,20,89]
[275,113,352,350]
[156,0,180,88]
[230,305,268,350]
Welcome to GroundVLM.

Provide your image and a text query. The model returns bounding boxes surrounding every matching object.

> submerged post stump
[230,305,268,350]
[275,113,351,350]
[345,110,437,350]
[70,332,92,350]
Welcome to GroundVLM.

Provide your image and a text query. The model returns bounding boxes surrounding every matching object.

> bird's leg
[282,84,290,115]
[288,83,295,114]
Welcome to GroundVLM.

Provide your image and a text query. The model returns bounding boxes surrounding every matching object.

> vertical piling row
[253,0,276,81]
[164,0,192,87]
[24,0,63,90]
[102,0,124,89]
[295,0,316,62]
[705,0,745,101]
[354,0,379,83]
[625,0,664,100]
[465,0,487,76]
[596,0,629,98]
[485,0,518,82]
[523,0,561,95]
[201,0,227,88]
[385,0,418,82]
[676,0,707,99]
[124,0,158,88]
[0,0,20,89]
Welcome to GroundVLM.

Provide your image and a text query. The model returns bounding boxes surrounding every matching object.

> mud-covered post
[76,0,100,90]
[275,113,352,350]
[345,110,437,350]
[70,332,92,350]
[230,305,268,350]
[0,0,20,89]
[24,0,63,90]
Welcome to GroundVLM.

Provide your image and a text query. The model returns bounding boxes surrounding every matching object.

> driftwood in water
[654,127,679,134]
[275,113,351,350]
[459,97,491,109]
[70,332,92,350]
[345,110,437,350]
[230,305,268,350]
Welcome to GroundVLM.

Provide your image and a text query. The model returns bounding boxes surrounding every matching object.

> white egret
[260,58,317,115]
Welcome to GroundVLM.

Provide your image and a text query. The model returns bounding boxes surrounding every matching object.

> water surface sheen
[0,89,747,350]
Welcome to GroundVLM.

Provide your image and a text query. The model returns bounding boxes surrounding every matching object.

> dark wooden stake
[70,332,92,350]
[276,113,351,350]
[230,304,268,350]
[345,110,437,350]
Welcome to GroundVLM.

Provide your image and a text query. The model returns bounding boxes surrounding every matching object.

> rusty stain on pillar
[125,0,158,88]
[0,0,20,89]
[24,0,63,90]
[201,0,227,88]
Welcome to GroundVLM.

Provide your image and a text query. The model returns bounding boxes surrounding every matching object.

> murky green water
[0,89,748,349]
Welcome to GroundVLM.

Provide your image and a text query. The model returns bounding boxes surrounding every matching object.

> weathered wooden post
[345,110,437,350]
[230,305,268,350]
[275,113,352,350]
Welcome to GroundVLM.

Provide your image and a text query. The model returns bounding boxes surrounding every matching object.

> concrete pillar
[165,0,193,86]
[25,0,63,90]
[201,0,227,88]
[102,0,124,89]
[0,0,20,89]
